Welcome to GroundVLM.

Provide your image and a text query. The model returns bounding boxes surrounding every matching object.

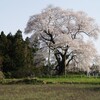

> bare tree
[25,6,100,75]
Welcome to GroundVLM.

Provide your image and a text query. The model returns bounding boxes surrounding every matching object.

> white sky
[0,0,100,53]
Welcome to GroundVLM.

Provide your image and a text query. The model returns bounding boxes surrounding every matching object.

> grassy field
[0,76,100,100]
[0,84,100,100]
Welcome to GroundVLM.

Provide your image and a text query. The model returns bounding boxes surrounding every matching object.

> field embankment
[0,75,100,85]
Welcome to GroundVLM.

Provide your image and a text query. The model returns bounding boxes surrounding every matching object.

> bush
[0,71,4,79]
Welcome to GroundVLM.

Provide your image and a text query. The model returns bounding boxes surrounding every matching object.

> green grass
[0,84,100,100]
[0,75,100,85]
[39,76,100,84]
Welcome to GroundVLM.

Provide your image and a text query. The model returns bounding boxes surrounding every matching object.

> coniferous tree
[0,30,35,78]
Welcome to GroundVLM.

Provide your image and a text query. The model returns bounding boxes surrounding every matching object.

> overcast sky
[0,0,100,53]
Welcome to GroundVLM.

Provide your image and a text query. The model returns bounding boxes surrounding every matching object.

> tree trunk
[54,46,69,75]
[56,56,66,75]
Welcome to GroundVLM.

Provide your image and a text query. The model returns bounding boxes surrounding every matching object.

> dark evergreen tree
[0,30,35,78]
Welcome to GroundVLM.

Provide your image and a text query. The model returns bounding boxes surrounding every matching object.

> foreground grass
[0,84,100,100]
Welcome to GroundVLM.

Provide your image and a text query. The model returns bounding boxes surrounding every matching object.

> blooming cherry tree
[25,6,100,75]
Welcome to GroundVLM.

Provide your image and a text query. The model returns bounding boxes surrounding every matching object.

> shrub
[0,71,4,79]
